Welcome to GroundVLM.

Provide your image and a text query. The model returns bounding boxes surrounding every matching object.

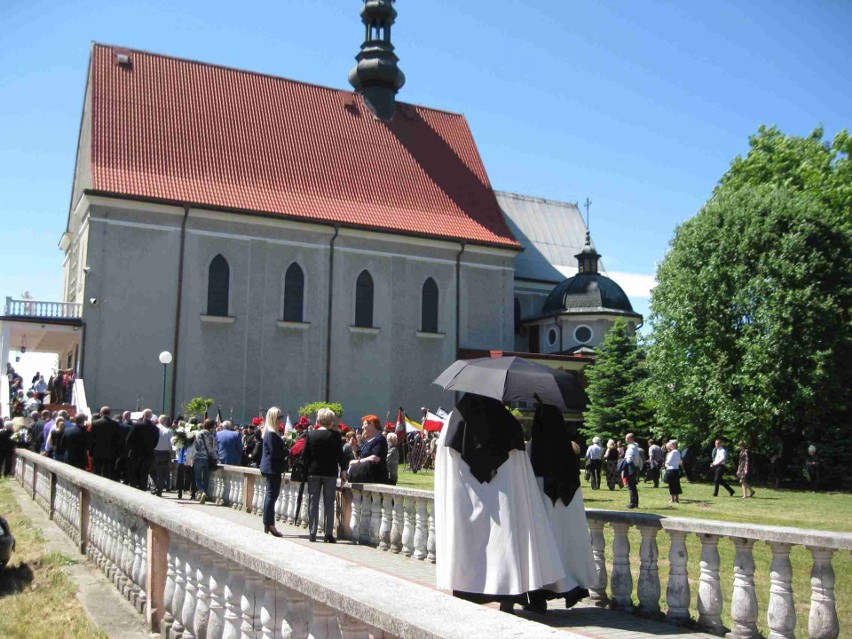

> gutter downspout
[170,206,190,417]
[455,241,467,356]
[324,225,341,402]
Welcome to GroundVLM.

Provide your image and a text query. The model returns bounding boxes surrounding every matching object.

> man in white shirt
[622,433,641,509]
[150,415,174,497]
[585,436,604,490]
[710,439,735,497]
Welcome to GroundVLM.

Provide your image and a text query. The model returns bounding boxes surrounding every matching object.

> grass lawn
[0,478,108,639]
[397,469,850,638]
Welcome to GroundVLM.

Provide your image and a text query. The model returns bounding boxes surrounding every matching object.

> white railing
[12,449,576,639]
[4,296,82,319]
[208,463,848,639]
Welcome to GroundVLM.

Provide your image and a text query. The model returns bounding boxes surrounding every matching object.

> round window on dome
[574,325,593,344]
[546,327,558,347]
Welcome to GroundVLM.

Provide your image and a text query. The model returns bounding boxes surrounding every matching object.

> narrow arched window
[421,278,438,333]
[282,263,304,322]
[207,254,229,316]
[355,270,374,327]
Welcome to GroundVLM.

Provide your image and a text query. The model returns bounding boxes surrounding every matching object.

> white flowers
[171,422,199,451]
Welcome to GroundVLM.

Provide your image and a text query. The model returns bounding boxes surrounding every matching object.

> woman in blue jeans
[193,419,218,504]
[259,407,288,537]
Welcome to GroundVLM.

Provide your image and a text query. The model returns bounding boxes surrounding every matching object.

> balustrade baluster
[241,572,259,638]
[378,494,392,550]
[338,613,370,639]
[309,602,336,639]
[637,525,660,616]
[193,552,211,639]
[697,533,724,634]
[588,520,608,606]
[181,547,198,639]
[221,567,244,639]
[259,579,277,639]
[359,492,372,543]
[284,589,309,639]
[401,498,415,557]
[766,542,795,639]
[300,490,310,529]
[427,504,436,563]
[169,543,186,639]
[666,530,691,622]
[131,520,144,608]
[807,547,839,639]
[726,538,759,639]
[370,491,382,546]
[413,498,428,560]
[610,522,632,609]
[275,481,286,521]
[349,489,362,539]
[138,527,148,613]
[162,546,178,639]
[390,496,403,554]
[288,480,299,524]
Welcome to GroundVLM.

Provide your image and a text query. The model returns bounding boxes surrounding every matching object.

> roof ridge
[90,41,466,119]
[495,190,581,209]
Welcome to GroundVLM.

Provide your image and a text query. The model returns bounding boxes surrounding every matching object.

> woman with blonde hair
[603,439,620,491]
[259,407,289,536]
[664,440,684,504]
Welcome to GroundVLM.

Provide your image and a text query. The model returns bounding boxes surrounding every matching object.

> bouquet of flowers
[251,417,263,427]
[295,415,311,431]
[171,421,199,451]
[10,429,28,445]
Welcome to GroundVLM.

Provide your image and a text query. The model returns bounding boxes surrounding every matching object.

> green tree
[182,397,215,420]
[582,317,653,443]
[648,127,851,474]
[298,401,344,420]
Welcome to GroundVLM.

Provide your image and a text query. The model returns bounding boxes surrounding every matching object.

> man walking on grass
[710,438,736,497]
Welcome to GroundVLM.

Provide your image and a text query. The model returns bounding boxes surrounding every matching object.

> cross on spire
[583,197,592,232]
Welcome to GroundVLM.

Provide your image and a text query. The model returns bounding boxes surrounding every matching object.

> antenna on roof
[583,197,592,233]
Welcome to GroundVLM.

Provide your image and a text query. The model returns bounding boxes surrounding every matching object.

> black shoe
[324,535,336,544]
[499,601,514,613]
[750,489,756,498]
[523,596,547,614]
[627,504,637,509]
[264,526,283,538]
[309,535,317,542]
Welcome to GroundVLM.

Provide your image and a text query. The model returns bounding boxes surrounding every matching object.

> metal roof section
[495,191,605,283]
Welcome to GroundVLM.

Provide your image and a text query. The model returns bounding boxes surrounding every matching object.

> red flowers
[251,417,263,426]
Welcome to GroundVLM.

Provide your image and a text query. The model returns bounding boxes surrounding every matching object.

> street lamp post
[159,351,173,415]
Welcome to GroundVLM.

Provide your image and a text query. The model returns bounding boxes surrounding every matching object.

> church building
[2,0,642,421]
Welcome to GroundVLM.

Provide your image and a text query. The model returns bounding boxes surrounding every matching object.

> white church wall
[74,196,514,422]
[80,202,182,412]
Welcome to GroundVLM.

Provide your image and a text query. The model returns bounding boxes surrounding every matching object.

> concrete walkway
[164,493,718,639]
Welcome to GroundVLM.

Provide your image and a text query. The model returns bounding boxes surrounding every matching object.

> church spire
[575,231,601,274]
[348,0,406,121]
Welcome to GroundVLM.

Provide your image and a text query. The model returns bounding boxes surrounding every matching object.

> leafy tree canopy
[298,401,344,420]
[649,127,851,470]
[182,397,215,420]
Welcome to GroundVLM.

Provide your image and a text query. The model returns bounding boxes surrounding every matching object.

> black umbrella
[433,356,586,410]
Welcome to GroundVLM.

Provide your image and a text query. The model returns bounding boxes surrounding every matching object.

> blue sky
[1,0,850,327]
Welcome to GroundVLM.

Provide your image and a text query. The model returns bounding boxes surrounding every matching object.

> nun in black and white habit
[435,393,594,612]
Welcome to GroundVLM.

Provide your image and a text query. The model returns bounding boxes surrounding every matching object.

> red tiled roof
[87,44,520,249]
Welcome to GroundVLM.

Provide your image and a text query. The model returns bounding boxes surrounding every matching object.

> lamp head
[158,351,173,365]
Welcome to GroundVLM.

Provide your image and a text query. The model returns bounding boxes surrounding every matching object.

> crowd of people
[6,364,76,416]
[579,434,827,507]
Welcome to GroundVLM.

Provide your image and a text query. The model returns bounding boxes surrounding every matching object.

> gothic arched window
[283,263,305,322]
[207,254,230,316]
[421,278,438,333]
[355,270,374,328]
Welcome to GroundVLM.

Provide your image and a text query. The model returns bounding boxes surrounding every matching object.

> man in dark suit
[58,414,91,470]
[125,409,159,490]
[116,411,133,483]
[90,406,121,479]
[28,411,46,453]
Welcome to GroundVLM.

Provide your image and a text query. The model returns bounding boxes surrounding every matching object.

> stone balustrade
[12,450,577,639]
[202,463,849,639]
